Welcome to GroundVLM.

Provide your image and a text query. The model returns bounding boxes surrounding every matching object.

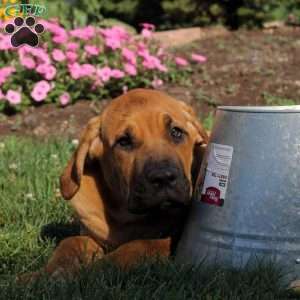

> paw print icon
[5,16,44,48]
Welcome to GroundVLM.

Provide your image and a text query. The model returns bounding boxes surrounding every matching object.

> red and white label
[200,143,233,207]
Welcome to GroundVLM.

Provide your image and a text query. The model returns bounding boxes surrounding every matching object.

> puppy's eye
[170,126,185,142]
[115,134,133,149]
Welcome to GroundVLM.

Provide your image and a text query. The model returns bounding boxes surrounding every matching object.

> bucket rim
[218,105,300,113]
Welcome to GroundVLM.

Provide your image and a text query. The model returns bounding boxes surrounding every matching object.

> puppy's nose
[146,168,178,188]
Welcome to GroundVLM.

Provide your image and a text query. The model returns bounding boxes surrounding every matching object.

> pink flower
[96,67,112,82]
[105,38,121,50]
[0,66,15,85]
[111,69,125,79]
[157,47,165,57]
[175,57,189,67]
[158,64,168,72]
[100,26,129,41]
[31,80,51,102]
[0,35,13,50]
[100,26,129,50]
[122,85,128,93]
[191,53,207,63]
[68,63,95,79]
[35,80,51,93]
[6,90,21,105]
[20,56,35,69]
[36,64,57,80]
[140,23,155,31]
[122,48,136,65]
[142,55,168,72]
[84,45,100,56]
[92,80,103,89]
[36,64,48,75]
[81,64,95,77]
[59,92,70,106]
[151,78,163,88]
[70,26,96,40]
[142,56,158,69]
[140,23,155,38]
[53,34,68,44]
[66,42,79,51]
[41,20,68,44]
[28,48,50,65]
[137,42,150,58]
[66,51,78,63]
[124,63,137,76]
[31,89,47,102]
[52,49,66,62]
[68,63,81,80]
[44,65,57,80]
[141,28,152,38]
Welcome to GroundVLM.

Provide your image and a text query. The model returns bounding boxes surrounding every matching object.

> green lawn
[0,136,298,299]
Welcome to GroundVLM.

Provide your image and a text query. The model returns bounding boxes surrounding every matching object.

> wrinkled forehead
[101,96,189,141]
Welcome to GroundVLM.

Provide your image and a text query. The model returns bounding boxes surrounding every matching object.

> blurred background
[0,0,299,137]
[40,0,300,30]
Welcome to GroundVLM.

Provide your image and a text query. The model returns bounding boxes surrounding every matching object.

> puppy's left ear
[60,116,103,200]
[190,118,209,189]
[177,101,209,188]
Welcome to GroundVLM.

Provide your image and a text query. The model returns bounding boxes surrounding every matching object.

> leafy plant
[262,92,296,106]
[23,0,300,30]
[202,111,215,131]
[0,20,206,113]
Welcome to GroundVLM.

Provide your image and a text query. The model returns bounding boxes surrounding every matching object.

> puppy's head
[60,89,208,214]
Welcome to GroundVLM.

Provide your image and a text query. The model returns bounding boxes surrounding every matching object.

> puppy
[21,88,209,280]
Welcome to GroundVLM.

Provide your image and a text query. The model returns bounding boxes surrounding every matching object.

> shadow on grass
[2,259,299,300]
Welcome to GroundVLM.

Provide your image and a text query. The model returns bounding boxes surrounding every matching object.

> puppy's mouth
[128,196,190,215]
[128,164,191,215]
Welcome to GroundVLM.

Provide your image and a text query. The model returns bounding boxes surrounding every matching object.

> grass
[194,89,221,107]
[0,136,299,299]
[0,137,73,278]
[262,92,296,106]
[202,112,215,131]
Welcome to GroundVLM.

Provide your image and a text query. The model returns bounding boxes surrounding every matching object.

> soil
[0,26,299,139]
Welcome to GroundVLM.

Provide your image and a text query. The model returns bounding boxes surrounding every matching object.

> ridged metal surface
[176,106,300,281]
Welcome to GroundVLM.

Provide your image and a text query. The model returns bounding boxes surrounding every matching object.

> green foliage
[0,137,73,276]
[202,111,215,131]
[235,0,300,28]
[40,0,103,29]
[159,0,300,29]
[262,92,296,106]
[38,0,299,29]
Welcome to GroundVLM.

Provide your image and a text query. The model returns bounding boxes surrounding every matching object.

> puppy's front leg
[105,237,172,269]
[45,236,104,276]
[18,236,104,282]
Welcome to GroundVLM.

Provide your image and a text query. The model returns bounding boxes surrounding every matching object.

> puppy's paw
[17,268,69,284]
[16,271,41,284]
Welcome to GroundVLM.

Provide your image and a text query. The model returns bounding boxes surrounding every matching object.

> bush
[235,0,300,28]
[43,0,300,30]
[0,20,206,113]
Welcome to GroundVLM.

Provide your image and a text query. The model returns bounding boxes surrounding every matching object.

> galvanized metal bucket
[176,106,300,280]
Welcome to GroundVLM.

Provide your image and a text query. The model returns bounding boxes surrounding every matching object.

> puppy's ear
[191,123,209,189]
[60,116,103,200]
[177,101,209,188]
